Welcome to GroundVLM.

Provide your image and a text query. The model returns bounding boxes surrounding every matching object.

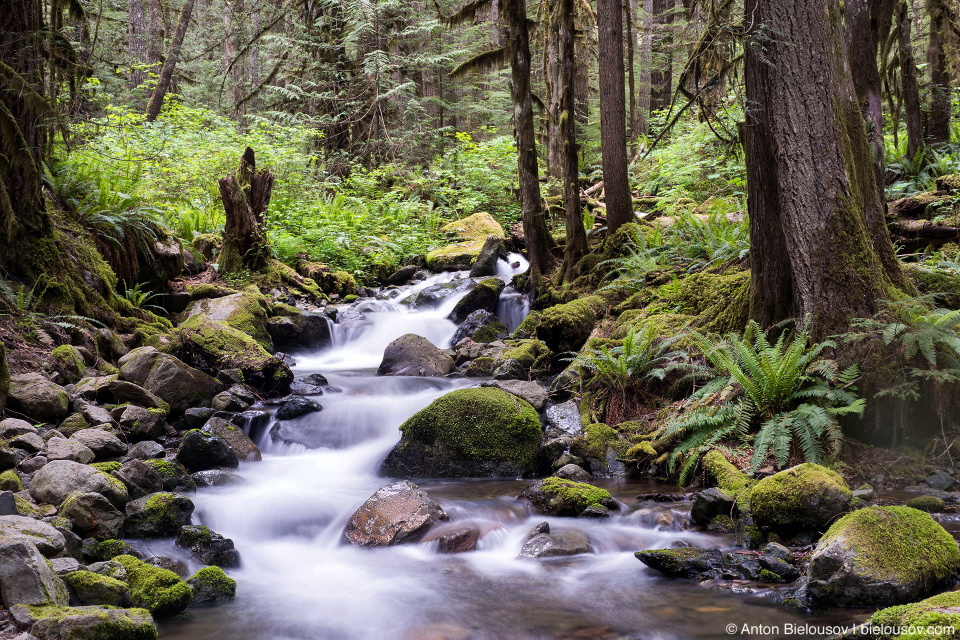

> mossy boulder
[7,373,70,422]
[807,506,960,607]
[186,566,236,605]
[0,469,22,491]
[702,451,755,498]
[115,555,192,617]
[62,570,130,606]
[118,347,222,415]
[124,492,195,538]
[176,429,240,472]
[51,345,87,385]
[19,604,157,640]
[907,495,947,513]
[635,547,724,580]
[536,296,606,353]
[182,285,273,350]
[450,310,509,346]
[176,525,240,568]
[868,590,960,639]
[141,460,196,493]
[441,212,505,241]
[380,388,543,478]
[30,460,129,508]
[749,463,852,532]
[174,315,292,394]
[84,539,139,563]
[520,477,619,517]
[448,278,505,323]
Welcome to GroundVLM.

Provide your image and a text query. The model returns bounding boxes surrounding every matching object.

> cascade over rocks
[343,480,448,546]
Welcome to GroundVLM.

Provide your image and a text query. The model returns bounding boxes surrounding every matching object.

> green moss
[186,566,236,600]
[177,524,213,546]
[92,462,122,474]
[819,506,960,587]
[470,316,509,343]
[0,344,7,415]
[0,469,22,491]
[440,212,505,240]
[463,357,495,377]
[908,266,960,309]
[870,591,960,639]
[398,387,542,472]
[580,423,629,458]
[62,569,129,598]
[91,539,139,561]
[115,555,192,617]
[906,495,946,513]
[758,569,782,583]
[539,477,613,512]
[343,294,359,303]
[15,495,40,517]
[645,270,750,334]
[626,441,657,458]
[174,314,290,387]
[703,450,754,498]
[749,463,851,527]
[25,605,157,640]
[536,295,607,353]
[51,345,87,382]
[500,340,550,368]
[512,311,542,339]
[426,240,486,271]
[185,283,236,300]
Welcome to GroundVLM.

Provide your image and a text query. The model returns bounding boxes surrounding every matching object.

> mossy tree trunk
[218,147,274,274]
[744,0,910,339]
[898,0,924,161]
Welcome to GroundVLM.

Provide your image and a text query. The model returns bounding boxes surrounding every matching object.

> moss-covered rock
[124,492,195,538]
[497,340,550,369]
[62,570,130,606]
[635,547,724,580]
[512,311,542,339]
[749,463,851,531]
[7,373,70,422]
[868,590,960,639]
[807,506,960,607]
[114,555,192,617]
[536,296,606,353]
[51,345,87,385]
[441,212,505,241]
[118,347,222,415]
[85,539,140,563]
[186,566,236,605]
[906,495,946,513]
[182,285,273,350]
[380,388,543,478]
[520,477,619,516]
[174,315,292,394]
[450,310,509,345]
[21,604,157,640]
[0,469,22,491]
[141,459,196,493]
[448,278,505,323]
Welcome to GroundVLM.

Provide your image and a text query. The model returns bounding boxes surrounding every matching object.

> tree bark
[218,147,274,273]
[926,0,952,144]
[147,0,162,73]
[598,0,635,234]
[637,0,652,134]
[626,0,637,153]
[507,0,557,285]
[128,0,147,89]
[845,0,895,209]
[898,0,924,160]
[744,0,909,338]
[561,0,587,276]
[650,0,673,112]
[145,0,196,121]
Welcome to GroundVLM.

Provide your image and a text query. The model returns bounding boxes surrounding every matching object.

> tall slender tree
[898,0,924,159]
[598,0,635,234]
[128,0,148,88]
[146,0,197,121]
[649,0,673,111]
[926,0,953,144]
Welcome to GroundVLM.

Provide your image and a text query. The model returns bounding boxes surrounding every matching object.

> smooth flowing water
[157,258,867,640]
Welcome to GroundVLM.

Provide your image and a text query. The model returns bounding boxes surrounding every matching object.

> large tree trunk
[898,0,924,160]
[926,0,952,144]
[598,0,635,234]
[561,0,587,277]
[147,0,162,73]
[650,0,673,112]
[218,147,274,273]
[845,0,895,209]
[744,0,909,338]
[128,0,147,89]
[145,0,196,121]
[543,8,563,181]
[507,0,557,285]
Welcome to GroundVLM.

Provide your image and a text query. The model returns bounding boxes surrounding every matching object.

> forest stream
[148,258,868,640]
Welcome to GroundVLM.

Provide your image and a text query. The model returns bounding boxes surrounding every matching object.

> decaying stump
[218,147,274,273]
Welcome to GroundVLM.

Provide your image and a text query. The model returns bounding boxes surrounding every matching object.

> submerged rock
[806,506,960,607]
[381,388,542,478]
[343,480,448,547]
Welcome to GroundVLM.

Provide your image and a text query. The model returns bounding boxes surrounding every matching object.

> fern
[658,320,863,483]
[568,320,686,390]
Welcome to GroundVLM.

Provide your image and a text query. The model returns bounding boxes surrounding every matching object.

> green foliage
[568,320,684,390]
[122,282,165,315]
[659,321,864,483]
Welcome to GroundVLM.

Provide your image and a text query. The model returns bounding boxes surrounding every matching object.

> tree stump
[218,147,274,273]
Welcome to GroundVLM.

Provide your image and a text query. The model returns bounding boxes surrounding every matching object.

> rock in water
[749,462,852,532]
[469,236,504,278]
[635,548,724,580]
[187,566,236,604]
[275,396,322,420]
[447,278,505,323]
[176,525,241,567]
[519,529,591,559]
[377,334,454,377]
[380,388,542,478]
[520,477,619,517]
[343,480,448,547]
[450,310,508,346]
[806,506,960,607]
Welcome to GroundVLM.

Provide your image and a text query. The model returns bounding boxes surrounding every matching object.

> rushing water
[155,256,868,640]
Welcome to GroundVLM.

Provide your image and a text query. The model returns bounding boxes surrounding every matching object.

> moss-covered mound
[115,555,193,617]
[380,388,543,478]
[186,567,236,604]
[23,604,158,640]
[868,590,960,639]
[520,477,619,516]
[749,463,852,531]
[174,315,292,393]
[807,506,960,607]
[536,296,606,353]
[907,495,946,513]
[702,451,755,498]
[182,285,273,350]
